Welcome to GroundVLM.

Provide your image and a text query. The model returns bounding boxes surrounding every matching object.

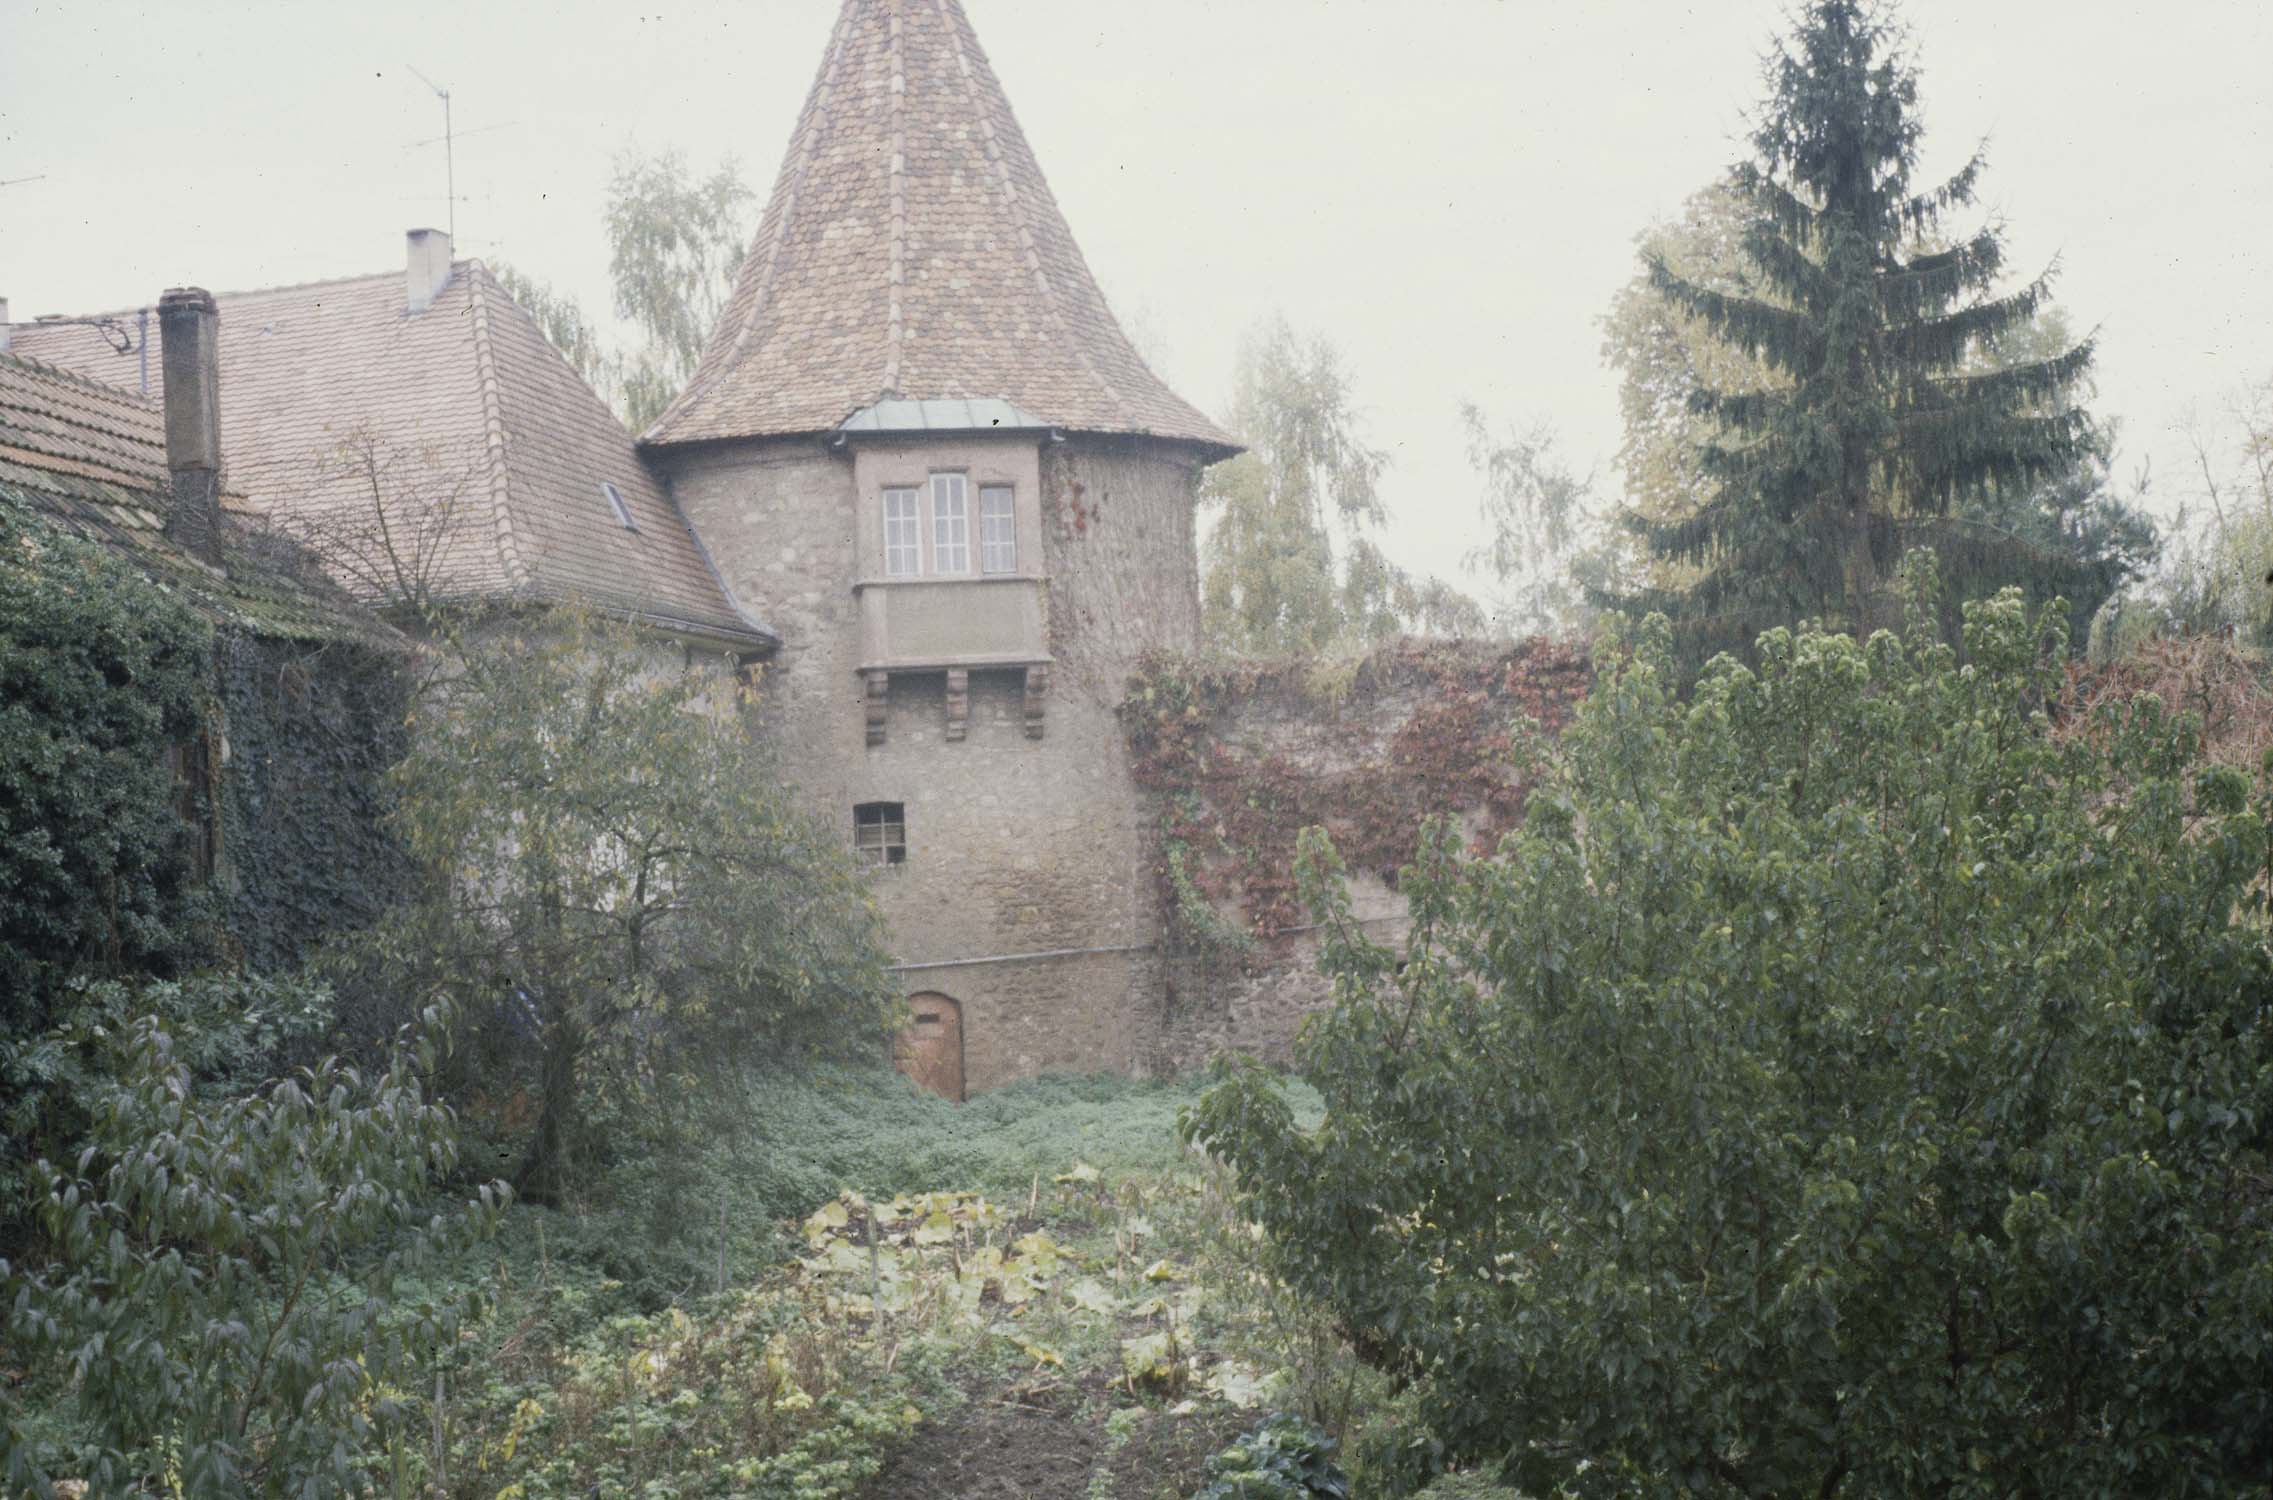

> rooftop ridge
[469,260,780,644]
[0,351,170,480]
[10,261,775,647]
[932,0,1126,421]
[881,0,909,399]
[14,265,413,329]
[198,264,407,303]
[462,261,532,593]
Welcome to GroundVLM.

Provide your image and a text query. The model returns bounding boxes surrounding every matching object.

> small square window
[883,489,921,577]
[854,801,906,866]
[931,473,970,574]
[979,485,1016,573]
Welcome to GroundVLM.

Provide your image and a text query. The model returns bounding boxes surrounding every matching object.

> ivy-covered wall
[0,494,413,993]
[1124,638,1591,1068]
[0,496,212,1028]
[2,495,410,1237]
[208,629,413,974]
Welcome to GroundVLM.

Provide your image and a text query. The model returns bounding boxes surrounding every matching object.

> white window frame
[930,473,970,575]
[979,484,1016,574]
[882,487,922,578]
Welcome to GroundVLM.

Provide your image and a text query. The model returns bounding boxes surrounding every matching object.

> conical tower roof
[642,0,1236,456]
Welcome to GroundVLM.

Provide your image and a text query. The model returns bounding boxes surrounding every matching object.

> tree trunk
[1842,497,1878,637]
[515,1010,582,1206]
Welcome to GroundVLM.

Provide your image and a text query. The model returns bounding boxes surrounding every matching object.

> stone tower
[642,0,1239,1095]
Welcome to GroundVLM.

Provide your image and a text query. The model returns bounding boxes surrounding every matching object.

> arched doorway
[895,992,965,1101]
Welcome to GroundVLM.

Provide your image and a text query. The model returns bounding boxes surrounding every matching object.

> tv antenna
[0,174,46,189]
[406,64,457,240]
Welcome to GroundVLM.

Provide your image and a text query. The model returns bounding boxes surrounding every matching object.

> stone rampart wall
[1127,639,1590,1073]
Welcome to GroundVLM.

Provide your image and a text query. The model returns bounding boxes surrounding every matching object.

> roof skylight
[601,480,636,531]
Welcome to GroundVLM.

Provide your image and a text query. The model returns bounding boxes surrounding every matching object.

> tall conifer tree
[1618,0,2100,650]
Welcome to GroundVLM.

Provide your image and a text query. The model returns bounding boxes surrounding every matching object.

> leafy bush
[1193,1414,1351,1500]
[1191,565,2273,1495]
[339,610,896,1201]
[2,973,336,1243]
[0,497,212,1001]
[0,497,214,1221]
[1,994,503,1498]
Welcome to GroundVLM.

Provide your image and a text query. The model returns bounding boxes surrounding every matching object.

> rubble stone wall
[1126,640,1591,1074]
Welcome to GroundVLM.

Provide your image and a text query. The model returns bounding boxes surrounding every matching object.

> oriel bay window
[880,473,1020,578]
[851,448,1048,743]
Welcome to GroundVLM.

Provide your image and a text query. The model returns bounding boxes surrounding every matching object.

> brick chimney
[406,227,453,313]
[159,287,225,566]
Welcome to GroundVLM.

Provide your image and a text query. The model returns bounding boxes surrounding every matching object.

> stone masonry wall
[1039,438,1206,694]
[1151,872,1409,1075]
[1127,640,1591,1074]
[658,432,1212,1093]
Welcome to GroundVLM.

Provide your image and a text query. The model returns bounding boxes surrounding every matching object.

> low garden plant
[1192,1413,1352,1500]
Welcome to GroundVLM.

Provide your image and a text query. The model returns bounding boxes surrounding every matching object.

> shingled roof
[13,261,775,649]
[0,350,397,645]
[643,0,1238,457]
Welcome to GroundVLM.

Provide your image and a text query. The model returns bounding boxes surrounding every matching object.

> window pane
[980,485,1016,574]
[854,801,906,865]
[931,474,969,574]
[883,489,920,577]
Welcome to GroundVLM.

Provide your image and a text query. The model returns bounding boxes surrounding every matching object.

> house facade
[11,0,1253,1097]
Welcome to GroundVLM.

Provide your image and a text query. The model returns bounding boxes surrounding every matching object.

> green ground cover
[367,1067,1386,1500]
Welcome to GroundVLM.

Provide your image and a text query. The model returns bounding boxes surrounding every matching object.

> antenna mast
[407,64,454,240]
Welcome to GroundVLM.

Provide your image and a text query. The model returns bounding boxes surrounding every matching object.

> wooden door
[895,993,965,1101]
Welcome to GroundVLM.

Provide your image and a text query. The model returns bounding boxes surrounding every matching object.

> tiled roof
[0,351,399,645]
[12,265,775,649]
[643,0,1238,457]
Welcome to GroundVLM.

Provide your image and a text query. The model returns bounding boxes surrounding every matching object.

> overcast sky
[5,0,2268,594]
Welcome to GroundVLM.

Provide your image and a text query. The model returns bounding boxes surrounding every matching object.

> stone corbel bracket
[864,670,890,746]
[1022,664,1048,740]
[944,668,971,742]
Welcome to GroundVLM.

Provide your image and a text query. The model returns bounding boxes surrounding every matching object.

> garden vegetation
[6,0,2273,1494]
[331,610,896,1201]
[1190,561,2273,1494]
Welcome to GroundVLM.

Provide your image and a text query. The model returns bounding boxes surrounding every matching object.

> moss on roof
[0,352,402,648]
